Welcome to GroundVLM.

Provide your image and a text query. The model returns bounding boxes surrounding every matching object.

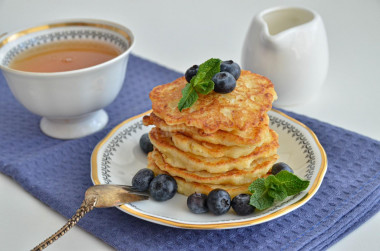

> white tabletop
[0,0,379,250]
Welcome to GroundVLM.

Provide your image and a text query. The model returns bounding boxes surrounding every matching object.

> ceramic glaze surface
[242,7,329,106]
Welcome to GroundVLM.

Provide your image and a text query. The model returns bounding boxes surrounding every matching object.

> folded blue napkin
[0,55,379,250]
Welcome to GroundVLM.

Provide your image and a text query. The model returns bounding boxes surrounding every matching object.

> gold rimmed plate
[91,109,327,229]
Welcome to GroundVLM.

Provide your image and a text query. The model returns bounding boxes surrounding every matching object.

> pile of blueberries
[185,60,241,94]
[187,189,254,216]
[132,168,177,201]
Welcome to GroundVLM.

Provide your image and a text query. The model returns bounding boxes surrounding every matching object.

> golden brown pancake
[147,155,251,197]
[149,70,277,134]
[170,132,261,158]
[151,149,278,185]
[143,112,270,146]
[149,127,279,173]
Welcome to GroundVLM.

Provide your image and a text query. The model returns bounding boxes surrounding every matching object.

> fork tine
[85,185,149,208]
[120,185,150,196]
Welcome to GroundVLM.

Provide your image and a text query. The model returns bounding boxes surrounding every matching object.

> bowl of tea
[0,19,134,139]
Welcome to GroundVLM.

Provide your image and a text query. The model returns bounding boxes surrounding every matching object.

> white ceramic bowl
[0,19,134,139]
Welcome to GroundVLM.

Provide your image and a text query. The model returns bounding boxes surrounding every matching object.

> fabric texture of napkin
[0,54,379,250]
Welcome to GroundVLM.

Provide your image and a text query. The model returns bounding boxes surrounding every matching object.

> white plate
[91,109,327,229]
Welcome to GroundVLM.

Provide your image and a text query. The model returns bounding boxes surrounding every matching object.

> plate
[91,109,327,229]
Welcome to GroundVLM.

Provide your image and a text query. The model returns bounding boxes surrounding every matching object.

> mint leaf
[249,178,274,210]
[192,58,221,87]
[178,58,221,111]
[249,170,310,210]
[275,171,310,196]
[194,80,214,95]
[178,83,198,111]
[265,175,288,201]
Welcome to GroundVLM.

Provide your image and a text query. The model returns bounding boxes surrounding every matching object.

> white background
[0,0,379,250]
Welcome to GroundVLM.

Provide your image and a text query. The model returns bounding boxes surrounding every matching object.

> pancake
[171,131,261,158]
[143,112,270,146]
[149,127,279,173]
[149,70,277,134]
[147,155,251,197]
[151,149,278,185]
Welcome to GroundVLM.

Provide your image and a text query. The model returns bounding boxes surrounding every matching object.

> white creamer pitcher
[242,6,328,106]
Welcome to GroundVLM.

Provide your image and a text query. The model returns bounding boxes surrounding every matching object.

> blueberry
[185,65,199,82]
[149,174,177,201]
[132,168,155,192]
[231,194,255,216]
[207,189,231,215]
[271,162,294,175]
[187,193,209,214]
[139,133,153,154]
[220,60,241,80]
[212,72,236,94]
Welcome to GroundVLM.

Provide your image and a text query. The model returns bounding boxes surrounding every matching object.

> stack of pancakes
[143,70,279,197]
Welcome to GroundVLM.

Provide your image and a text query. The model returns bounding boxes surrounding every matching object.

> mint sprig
[249,170,310,210]
[178,58,221,111]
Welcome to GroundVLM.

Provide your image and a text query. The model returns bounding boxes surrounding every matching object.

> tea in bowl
[0,19,134,139]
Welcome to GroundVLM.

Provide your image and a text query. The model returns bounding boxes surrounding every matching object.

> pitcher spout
[261,7,316,38]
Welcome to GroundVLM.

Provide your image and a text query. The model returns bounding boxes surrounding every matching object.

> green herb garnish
[178,58,221,111]
[249,171,310,210]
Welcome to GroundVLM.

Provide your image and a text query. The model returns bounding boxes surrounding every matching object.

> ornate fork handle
[30,185,148,250]
[31,198,96,251]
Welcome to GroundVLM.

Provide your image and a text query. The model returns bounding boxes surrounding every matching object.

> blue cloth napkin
[0,54,379,250]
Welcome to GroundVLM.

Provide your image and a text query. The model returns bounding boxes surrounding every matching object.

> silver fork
[31,185,149,251]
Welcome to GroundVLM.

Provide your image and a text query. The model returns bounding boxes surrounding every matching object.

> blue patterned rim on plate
[100,120,144,184]
[270,115,316,180]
